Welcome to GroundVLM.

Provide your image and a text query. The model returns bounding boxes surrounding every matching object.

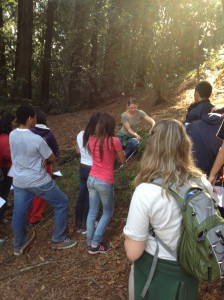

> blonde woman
[123,119,213,300]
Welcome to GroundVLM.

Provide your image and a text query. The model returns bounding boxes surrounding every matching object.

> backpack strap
[141,239,159,298]
[141,235,176,298]
[141,181,177,298]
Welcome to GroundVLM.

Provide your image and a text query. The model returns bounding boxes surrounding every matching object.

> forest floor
[1,75,224,300]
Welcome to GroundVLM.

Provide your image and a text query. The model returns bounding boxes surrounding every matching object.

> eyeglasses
[127,98,137,105]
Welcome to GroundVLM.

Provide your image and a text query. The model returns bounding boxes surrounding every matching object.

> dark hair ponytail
[94,113,116,160]
[83,112,102,148]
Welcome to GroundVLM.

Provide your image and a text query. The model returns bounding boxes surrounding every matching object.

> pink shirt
[89,136,122,184]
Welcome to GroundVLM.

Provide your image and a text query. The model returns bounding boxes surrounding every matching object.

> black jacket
[186,113,223,175]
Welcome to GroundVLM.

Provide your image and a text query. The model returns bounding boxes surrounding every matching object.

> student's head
[135,119,202,189]
[94,113,116,160]
[83,112,102,148]
[96,113,116,137]
[127,98,138,112]
[16,104,36,127]
[35,109,47,125]
[194,81,212,101]
[0,112,16,135]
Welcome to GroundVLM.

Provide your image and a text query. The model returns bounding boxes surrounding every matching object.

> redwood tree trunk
[88,29,98,105]
[102,0,122,98]
[41,0,57,105]
[14,0,33,101]
[68,0,87,105]
[0,5,7,98]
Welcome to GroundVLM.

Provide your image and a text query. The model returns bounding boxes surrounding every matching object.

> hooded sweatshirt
[186,113,223,175]
[185,99,215,124]
[31,124,59,157]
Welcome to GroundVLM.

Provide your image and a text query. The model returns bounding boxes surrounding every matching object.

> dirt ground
[1,79,224,299]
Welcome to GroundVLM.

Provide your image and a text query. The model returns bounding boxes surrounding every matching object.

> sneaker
[88,243,110,254]
[14,249,22,256]
[52,238,77,250]
[13,231,36,256]
[14,241,30,256]
[81,229,87,235]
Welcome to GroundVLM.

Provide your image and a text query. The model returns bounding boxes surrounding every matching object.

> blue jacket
[185,99,215,124]
[186,113,223,175]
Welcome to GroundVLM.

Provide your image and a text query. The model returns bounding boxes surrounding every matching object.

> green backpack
[141,178,224,298]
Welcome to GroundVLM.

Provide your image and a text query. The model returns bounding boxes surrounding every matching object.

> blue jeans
[117,136,139,158]
[12,180,69,250]
[86,176,114,246]
[75,166,91,229]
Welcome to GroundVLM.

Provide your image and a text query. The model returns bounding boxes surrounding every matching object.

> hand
[135,134,141,141]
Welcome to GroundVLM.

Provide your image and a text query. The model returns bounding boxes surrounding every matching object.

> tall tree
[41,0,57,106]
[102,0,123,98]
[14,0,33,100]
[88,26,98,105]
[0,4,7,98]
[68,0,89,106]
[0,0,222,108]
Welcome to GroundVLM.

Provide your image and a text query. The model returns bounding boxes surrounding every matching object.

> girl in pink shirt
[86,113,126,254]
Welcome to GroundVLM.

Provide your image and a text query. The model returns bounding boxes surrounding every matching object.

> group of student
[75,100,154,254]
[0,79,224,299]
[124,80,224,299]
[0,99,154,255]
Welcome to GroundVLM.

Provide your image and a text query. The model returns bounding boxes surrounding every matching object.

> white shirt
[123,176,213,261]
[77,130,92,166]
[9,128,52,188]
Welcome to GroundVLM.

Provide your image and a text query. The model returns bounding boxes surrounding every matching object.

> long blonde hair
[135,119,203,190]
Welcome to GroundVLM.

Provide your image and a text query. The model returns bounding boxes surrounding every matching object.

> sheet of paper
[0,197,6,208]
[53,171,63,177]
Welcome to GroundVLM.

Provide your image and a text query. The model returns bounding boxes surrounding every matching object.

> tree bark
[68,0,88,106]
[88,29,98,105]
[102,1,122,98]
[41,0,57,106]
[0,5,7,98]
[14,0,33,101]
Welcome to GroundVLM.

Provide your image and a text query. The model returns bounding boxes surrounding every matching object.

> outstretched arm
[208,141,224,185]
[123,121,141,140]
[143,115,155,127]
